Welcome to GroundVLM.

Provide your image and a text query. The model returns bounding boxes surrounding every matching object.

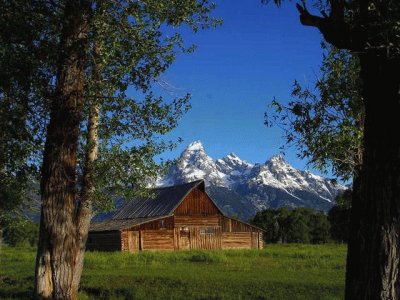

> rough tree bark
[294,2,400,299]
[71,42,102,292]
[34,0,91,299]
[345,55,400,299]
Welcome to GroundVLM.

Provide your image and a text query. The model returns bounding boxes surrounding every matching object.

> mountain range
[157,140,346,220]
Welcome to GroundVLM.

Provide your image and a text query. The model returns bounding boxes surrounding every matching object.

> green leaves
[78,1,219,210]
[266,45,363,180]
[1,1,220,214]
[251,207,331,244]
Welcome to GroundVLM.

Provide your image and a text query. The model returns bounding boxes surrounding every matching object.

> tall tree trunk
[34,0,91,299]
[71,42,102,292]
[345,54,400,299]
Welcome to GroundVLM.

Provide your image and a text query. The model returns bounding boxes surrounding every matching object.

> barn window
[200,227,214,235]
[160,219,166,229]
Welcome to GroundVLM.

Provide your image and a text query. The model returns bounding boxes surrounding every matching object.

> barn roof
[90,215,172,232]
[111,180,209,219]
[89,179,264,232]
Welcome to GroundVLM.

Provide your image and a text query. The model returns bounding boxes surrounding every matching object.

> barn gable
[111,180,207,219]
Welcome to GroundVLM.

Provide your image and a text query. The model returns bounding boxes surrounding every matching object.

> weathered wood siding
[221,216,258,233]
[173,226,222,250]
[174,215,220,227]
[174,228,190,250]
[87,231,121,251]
[174,188,220,216]
[189,226,222,250]
[141,230,174,251]
[222,232,252,249]
[121,230,139,253]
[138,216,174,230]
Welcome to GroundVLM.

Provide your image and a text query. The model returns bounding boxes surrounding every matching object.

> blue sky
[154,1,328,174]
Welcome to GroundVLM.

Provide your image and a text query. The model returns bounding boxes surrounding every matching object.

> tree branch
[295,2,359,51]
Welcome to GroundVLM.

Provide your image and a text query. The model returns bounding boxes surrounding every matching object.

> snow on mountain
[159,140,347,219]
[159,140,230,188]
[216,153,253,185]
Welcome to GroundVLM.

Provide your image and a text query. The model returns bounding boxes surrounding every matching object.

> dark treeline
[251,191,352,244]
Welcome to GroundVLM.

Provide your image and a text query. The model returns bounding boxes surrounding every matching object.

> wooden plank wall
[189,226,222,250]
[138,216,174,230]
[174,188,221,216]
[141,230,174,251]
[121,230,139,253]
[174,227,190,250]
[230,218,254,232]
[174,215,219,227]
[251,232,259,249]
[121,230,128,251]
[87,231,121,251]
[221,232,252,249]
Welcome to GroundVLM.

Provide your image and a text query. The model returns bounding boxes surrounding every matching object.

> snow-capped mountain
[159,140,346,220]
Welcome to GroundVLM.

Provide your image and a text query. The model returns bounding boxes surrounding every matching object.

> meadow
[0,244,346,300]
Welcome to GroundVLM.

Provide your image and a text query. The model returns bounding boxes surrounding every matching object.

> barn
[87,180,264,252]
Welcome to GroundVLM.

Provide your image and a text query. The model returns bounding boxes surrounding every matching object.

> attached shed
[87,180,264,252]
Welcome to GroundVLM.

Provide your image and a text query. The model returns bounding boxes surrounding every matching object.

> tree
[269,1,400,298]
[1,1,220,299]
[286,208,311,243]
[251,209,281,242]
[309,211,331,244]
[328,189,352,243]
[266,45,363,180]
[0,0,53,246]
[37,1,219,299]
[251,207,331,244]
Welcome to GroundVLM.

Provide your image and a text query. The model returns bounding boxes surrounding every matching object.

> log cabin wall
[87,231,121,251]
[221,232,252,249]
[121,216,174,252]
[141,230,174,251]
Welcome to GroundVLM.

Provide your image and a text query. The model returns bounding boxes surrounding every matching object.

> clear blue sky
[153,1,327,174]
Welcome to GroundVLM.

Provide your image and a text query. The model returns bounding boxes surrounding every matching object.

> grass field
[0,244,346,299]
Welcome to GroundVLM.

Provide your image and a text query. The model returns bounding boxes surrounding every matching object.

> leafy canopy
[0,0,221,214]
[266,45,363,180]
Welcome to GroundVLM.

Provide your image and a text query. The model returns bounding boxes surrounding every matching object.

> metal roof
[89,216,172,232]
[89,179,265,232]
[111,180,205,219]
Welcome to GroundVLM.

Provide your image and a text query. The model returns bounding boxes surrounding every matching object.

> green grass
[0,244,346,299]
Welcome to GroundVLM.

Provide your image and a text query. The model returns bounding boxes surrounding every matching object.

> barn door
[189,226,222,250]
[127,231,139,253]
[174,227,190,250]
[251,232,259,249]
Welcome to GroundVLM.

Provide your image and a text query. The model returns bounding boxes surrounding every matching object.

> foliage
[0,244,346,299]
[0,1,221,213]
[265,45,363,181]
[251,207,331,244]
[82,1,221,209]
[0,0,53,218]
[1,217,39,247]
[328,190,352,243]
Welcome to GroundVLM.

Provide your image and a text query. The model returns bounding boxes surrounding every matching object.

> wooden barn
[87,180,264,252]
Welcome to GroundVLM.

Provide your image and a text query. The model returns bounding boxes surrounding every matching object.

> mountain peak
[186,140,204,152]
[268,153,286,164]
[226,152,240,160]
[159,141,346,216]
